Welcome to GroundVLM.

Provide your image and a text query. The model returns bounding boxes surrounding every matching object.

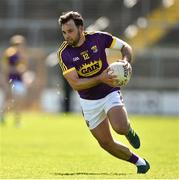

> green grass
[0,112,179,179]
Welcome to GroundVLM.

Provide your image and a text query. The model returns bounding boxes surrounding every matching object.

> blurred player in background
[1,35,29,127]
[57,11,150,174]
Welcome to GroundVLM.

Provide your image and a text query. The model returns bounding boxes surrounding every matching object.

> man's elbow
[124,43,132,54]
[69,80,84,91]
[72,85,82,91]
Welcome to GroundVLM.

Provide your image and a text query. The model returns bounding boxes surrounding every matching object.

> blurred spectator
[0,68,7,124]
[1,35,29,126]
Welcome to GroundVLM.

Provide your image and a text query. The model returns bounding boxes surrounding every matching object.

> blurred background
[0,0,179,115]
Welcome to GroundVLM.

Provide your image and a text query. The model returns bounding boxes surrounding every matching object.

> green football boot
[137,159,150,174]
[126,127,140,149]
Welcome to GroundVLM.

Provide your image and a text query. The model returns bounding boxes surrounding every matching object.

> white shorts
[10,81,27,96]
[79,91,124,129]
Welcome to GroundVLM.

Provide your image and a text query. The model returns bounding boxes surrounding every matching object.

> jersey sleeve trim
[109,37,125,50]
[63,67,76,75]
[57,41,68,72]
[109,37,117,48]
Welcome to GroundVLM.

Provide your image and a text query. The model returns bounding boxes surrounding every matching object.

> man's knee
[98,139,114,150]
[113,124,129,135]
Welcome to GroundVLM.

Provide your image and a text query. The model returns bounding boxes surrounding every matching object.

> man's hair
[10,35,26,46]
[58,11,84,27]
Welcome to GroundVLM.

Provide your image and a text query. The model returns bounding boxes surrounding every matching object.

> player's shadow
[53,172,132,176]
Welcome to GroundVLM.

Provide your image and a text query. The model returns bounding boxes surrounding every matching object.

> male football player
[57,11,150,173]
[1,35,28,126]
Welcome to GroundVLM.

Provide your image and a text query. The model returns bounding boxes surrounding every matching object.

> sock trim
[127,153,139,164]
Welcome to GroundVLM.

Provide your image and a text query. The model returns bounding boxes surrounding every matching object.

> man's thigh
[90,118,113,144]
[107,106,130,134]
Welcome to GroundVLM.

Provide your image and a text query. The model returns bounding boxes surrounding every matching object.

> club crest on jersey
[91,45,98,53]
[77,59,102,77]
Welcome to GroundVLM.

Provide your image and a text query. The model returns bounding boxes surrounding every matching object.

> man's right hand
[99,68,118,87]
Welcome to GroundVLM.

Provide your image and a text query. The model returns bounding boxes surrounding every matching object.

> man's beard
[68,31,81,46]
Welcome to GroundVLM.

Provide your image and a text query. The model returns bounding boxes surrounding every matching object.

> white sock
[135,157,146,166]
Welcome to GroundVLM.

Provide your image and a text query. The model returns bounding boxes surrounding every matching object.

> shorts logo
[85,120,90,127]
[120,94,124,103]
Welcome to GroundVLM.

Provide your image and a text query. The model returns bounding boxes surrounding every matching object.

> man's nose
[65,34,70,39]
[65,32,70,37]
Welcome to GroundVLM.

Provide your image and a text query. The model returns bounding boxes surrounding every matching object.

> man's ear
[79,25,84,32]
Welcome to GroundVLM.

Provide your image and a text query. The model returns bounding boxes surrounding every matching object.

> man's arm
[64,68,116,91]
[121,43,132,63]
[111,37,133,63]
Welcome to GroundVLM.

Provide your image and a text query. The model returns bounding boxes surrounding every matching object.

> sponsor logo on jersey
[77,59,102,77]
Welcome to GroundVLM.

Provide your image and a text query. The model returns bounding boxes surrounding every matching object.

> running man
[57,11,150,173]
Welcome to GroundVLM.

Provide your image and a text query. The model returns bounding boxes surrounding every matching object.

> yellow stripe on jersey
[84,31,96,35]
[109,37,117,48]
[57,41,68,72]
[85,31,112,36]
[63,67,76,75]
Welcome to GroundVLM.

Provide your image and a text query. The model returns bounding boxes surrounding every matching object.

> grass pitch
[0,112,179,179]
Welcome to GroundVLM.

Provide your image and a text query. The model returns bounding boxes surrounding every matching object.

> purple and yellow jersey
[3,47,22,81]
[57,31,119,100]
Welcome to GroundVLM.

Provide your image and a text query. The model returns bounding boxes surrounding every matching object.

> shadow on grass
[53,172,132,176]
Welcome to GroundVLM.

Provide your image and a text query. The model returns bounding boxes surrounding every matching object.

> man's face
[61,19,82,46]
